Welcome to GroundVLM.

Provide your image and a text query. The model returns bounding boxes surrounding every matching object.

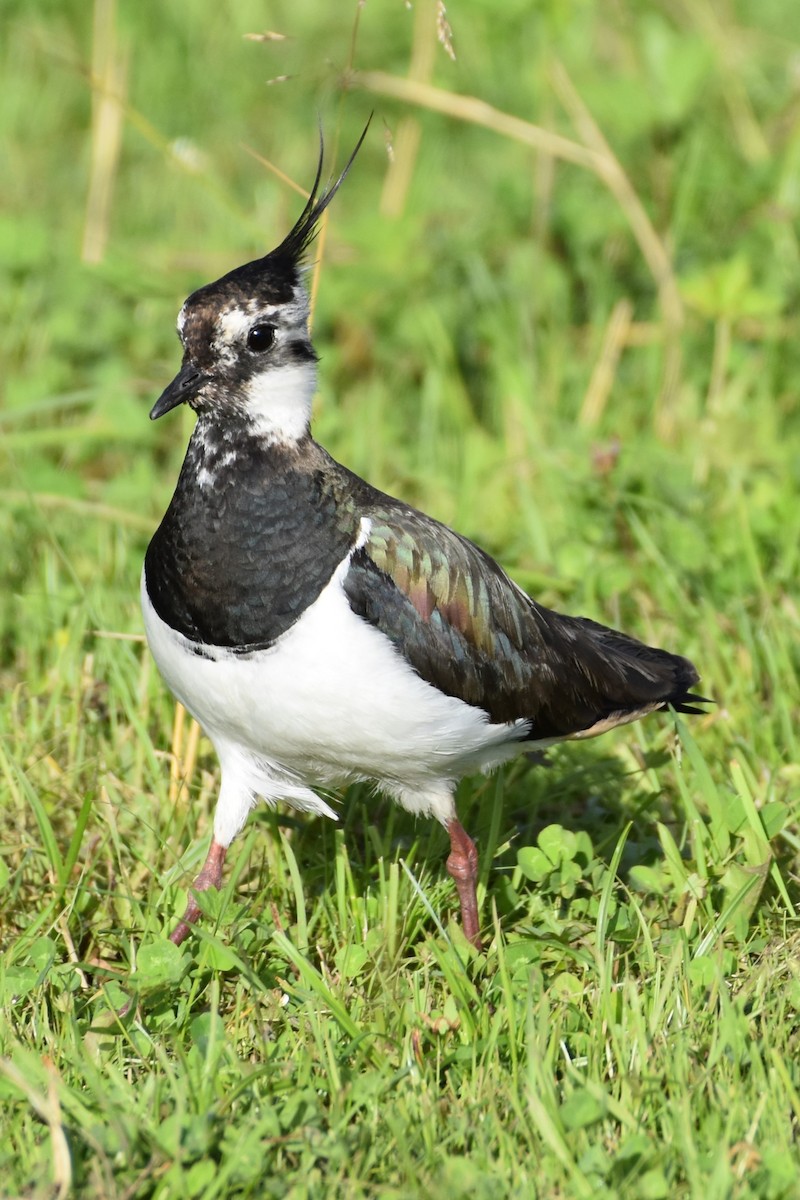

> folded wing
[343,505,707,740]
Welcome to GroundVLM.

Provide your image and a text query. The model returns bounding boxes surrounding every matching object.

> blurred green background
[3,1,800,1197]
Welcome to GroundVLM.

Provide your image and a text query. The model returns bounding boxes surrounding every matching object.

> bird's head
[150,124,369,443]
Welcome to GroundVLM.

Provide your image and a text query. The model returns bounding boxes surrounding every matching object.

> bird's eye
[247,323,276,352]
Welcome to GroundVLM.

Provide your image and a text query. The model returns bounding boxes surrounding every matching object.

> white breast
[141,546,530,842]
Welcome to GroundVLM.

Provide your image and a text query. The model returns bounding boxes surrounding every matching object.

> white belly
[141,552,529,839]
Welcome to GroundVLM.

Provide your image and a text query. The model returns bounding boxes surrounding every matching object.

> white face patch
[212,286,311,360]
[215,302,276,348]
[244,361,317,443]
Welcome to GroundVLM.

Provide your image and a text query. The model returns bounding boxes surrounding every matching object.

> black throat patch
[145,426,359,650]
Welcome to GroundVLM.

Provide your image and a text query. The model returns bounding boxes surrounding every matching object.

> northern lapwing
[142,129,707,950]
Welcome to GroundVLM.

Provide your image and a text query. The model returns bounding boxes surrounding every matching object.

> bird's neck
[185,415,318,491]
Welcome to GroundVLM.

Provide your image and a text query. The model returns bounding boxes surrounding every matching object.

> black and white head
[151,125,369,443]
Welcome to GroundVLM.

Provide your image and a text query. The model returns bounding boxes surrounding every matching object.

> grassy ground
[2,0,800,1196]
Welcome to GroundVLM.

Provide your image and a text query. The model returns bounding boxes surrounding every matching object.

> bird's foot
[446,818,482,951]
[169,839,228,945]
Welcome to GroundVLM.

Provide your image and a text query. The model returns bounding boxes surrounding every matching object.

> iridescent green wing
[342,504,548,725]
[334,452,706,736]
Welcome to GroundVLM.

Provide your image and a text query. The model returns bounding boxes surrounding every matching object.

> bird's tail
[532,608,711,740]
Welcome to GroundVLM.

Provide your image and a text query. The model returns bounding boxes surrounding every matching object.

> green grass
[2,0,800,1196]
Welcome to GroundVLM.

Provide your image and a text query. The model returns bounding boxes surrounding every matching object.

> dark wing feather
[343,504,707,739]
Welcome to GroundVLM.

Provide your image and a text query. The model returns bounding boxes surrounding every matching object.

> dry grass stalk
[579,298,634,429]
[243,31,287,42]
[166,699,201,822]
[359,65,686,419]
[436,1,456,61]
[168,700,187,809]
[82,0,128,265]
[549,61,682,333]
[548,61,685,423]
[0,1059,72,1198]
[359,69,603,171]
[242,145,309,198]
[0,491,155,532]
[381,0,438,218]
[167,705,202,810]
[684,0,769,164]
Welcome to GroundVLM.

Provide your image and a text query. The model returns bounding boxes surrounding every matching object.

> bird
[142,128,707,951]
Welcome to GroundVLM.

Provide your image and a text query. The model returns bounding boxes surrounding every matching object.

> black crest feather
[265,117,372,270]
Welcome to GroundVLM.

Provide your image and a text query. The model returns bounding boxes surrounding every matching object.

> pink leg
[169,839,228,945]
[446,818,482,949]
